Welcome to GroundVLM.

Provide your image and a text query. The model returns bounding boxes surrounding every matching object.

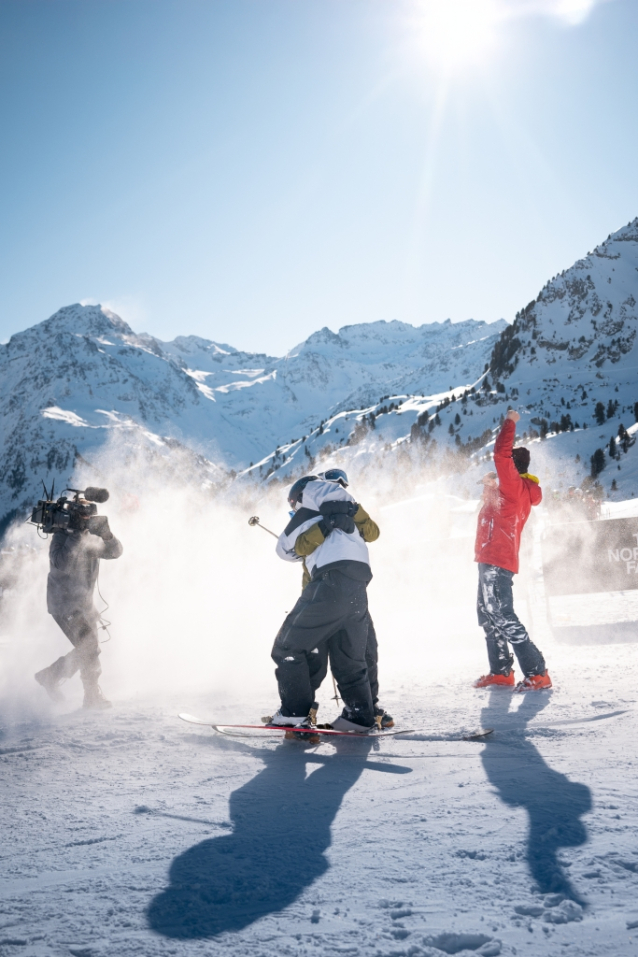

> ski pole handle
[248,516,278,539]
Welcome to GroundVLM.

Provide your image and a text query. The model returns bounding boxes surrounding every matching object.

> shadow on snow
[147,735,411,939]
[480,689,592,904]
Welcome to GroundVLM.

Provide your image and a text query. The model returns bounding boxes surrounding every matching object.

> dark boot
[331,707,376,732]
[83,683,112,710]
[34,659,67,702]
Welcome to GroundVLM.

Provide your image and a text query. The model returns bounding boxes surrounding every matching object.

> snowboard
[178,713,493,742]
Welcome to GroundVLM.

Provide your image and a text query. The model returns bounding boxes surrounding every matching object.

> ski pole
[248,516,278,539]
[331,672,341,705]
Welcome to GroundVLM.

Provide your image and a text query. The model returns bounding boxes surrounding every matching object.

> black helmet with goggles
[287,475,319,509]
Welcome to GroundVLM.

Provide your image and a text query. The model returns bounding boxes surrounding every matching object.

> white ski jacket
[276,480,371,578]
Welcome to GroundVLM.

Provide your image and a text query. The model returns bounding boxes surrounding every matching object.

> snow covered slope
[0,306,504,530]
[1,471,638,957]
[2,641,638,957]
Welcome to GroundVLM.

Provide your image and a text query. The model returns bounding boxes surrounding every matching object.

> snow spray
[0,428,568,719]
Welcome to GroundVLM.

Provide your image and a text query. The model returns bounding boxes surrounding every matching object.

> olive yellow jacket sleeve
[294,524,326,592]
[294,521,326,557]
[354,505,380,542]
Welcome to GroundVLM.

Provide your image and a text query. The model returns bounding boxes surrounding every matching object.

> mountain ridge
[250,217,638,501]
[2,215,638,531]
[0,306,505,528]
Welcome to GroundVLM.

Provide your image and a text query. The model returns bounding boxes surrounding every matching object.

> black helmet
[319,468,349,487]
[288,475,318,508]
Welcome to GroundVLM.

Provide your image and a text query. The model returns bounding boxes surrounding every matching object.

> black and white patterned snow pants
[477,562,546,677]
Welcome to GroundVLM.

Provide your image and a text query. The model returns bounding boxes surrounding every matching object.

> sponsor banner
[542,517,638,597]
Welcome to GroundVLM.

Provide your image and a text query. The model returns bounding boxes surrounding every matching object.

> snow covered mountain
[261,217,638,502]
[2,215,638,533]
[482,216,638,496]
[0,305,504,531]
[157,315,505,450]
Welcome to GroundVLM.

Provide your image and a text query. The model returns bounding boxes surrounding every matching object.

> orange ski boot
[515,672,552,692]
[473,671,515,689]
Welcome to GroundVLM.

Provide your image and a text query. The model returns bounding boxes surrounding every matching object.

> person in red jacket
[473,409,552,692]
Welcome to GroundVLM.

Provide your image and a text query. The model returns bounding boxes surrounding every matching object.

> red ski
[178,713,492,741]
[178,713,410,738]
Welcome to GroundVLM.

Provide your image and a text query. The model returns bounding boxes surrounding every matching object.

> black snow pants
[477,563,546,678]
[305,615,380,705]
[272,567,374,727]
[48,610,101,686]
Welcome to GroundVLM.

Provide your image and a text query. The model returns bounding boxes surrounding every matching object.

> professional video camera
[30,483,110,535]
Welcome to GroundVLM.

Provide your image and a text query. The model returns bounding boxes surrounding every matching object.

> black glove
[319,512,356,536]
[319,500,358,519]
[332,513,356,533]
[88,515,113,540]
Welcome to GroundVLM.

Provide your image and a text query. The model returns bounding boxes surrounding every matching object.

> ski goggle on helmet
[319,468,349,487]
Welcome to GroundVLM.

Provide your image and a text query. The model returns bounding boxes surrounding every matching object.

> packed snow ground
[2,620,638,956]
[2,480,638,957]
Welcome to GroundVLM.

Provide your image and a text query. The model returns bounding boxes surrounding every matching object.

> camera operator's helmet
[318,468,349,488]
[288,475,319,509]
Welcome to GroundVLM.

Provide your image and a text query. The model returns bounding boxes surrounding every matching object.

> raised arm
[86,519,123,559]
[494,412,523,502]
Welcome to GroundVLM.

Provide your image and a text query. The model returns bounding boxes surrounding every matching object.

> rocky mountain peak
[7,303,134,352]
[488,216,638,382]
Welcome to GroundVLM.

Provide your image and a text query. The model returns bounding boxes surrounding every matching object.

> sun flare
[412,0,603,75]
[414,0,502,74]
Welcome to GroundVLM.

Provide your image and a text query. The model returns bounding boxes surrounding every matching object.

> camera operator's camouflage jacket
[47,529,123,616]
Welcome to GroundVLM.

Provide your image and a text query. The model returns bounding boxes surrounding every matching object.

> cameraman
[35,503,122,709]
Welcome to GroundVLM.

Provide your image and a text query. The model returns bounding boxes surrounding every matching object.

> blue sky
[0,0,636,354]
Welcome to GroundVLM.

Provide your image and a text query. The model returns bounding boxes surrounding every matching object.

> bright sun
[415,0,502,74]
